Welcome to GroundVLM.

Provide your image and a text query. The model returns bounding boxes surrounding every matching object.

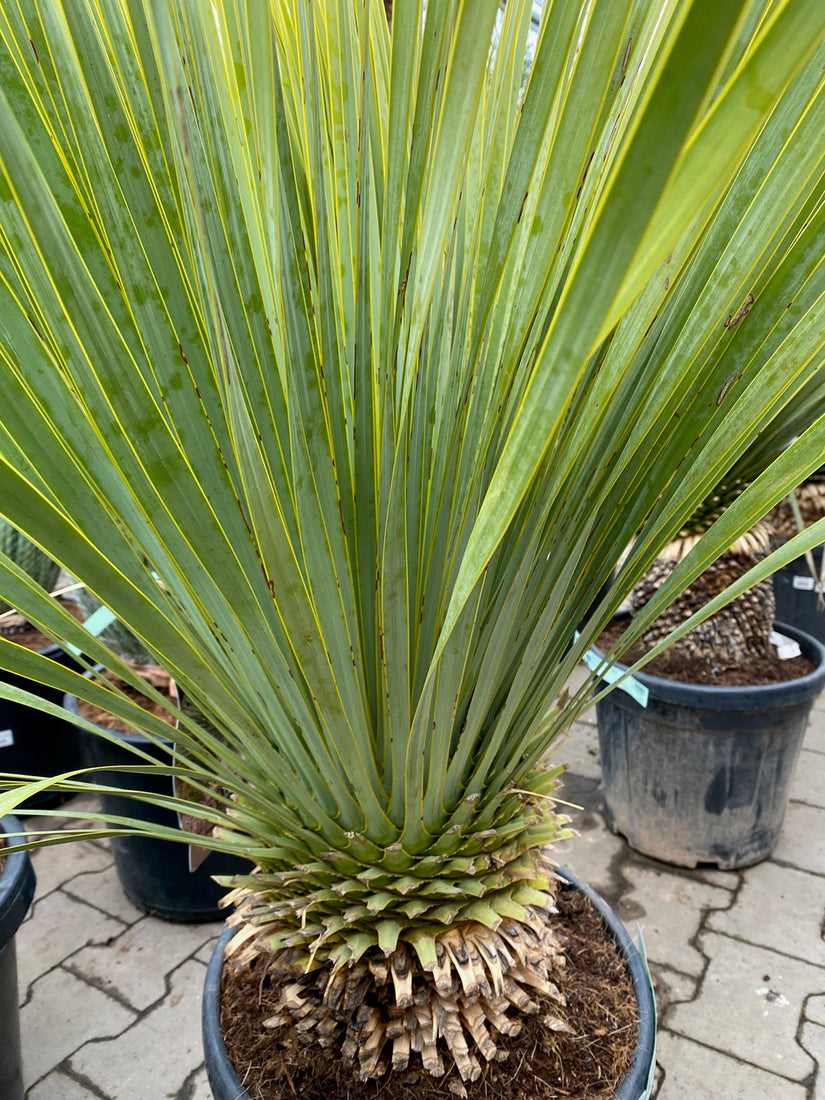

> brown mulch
[75,667,176,732]
[0,596,84,651]
[220,884,639,1100]
[596,620,814,686]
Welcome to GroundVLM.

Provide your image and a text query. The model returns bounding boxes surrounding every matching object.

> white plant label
[792,575,816,591]
[0,728,14,748]
[769,630,802,660]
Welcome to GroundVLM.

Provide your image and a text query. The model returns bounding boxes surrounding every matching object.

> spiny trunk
[768,479,825,541]
[629,521,775,664]
[0,522,60,617]
[216,791,573,1084]
[224,852,569,1085]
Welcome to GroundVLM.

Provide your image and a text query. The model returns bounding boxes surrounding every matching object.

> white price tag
[792,575,816,591]
[769,630,802,660]
[0,728,14,748]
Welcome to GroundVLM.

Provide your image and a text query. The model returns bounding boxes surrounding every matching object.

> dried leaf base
[219,886,639,1100]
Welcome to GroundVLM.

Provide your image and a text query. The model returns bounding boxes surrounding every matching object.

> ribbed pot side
[0,814,36,1100]
[595,622,825,869]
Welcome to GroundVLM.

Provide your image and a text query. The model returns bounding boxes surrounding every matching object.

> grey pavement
[14,669,825,1099]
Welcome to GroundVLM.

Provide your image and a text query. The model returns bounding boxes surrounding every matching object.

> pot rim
[591,620,825,709]
[0,814,36,952]
[202,866,656,1099]
[63,662,179,748]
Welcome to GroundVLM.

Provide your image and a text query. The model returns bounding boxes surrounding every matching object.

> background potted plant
[770,465,825,641]
[1,0,825,1095]
[0,814,36,1100]
[592,367,825,867]
[0,522,85,808]
[66,596,251,920]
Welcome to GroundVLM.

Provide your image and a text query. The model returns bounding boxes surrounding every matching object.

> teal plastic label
[62,604,118,658]
[82,605,118,637]
[581,642,649,708]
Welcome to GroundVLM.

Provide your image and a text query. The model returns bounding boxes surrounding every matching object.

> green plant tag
[580,643,649,708]
[62,604,118,658]
[81,605,118,637]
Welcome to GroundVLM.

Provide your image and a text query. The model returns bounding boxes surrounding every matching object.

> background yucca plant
[627,365,825,664]
[0,520,60,620]
[2,0,825,1087]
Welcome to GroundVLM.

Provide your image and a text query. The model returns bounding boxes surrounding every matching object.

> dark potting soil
[220,884,639,1100]
[596,620,814,686]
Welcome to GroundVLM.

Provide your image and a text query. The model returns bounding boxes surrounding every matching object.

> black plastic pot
[773,544,825,643]
[595,621,825,869]
[0,646,87,810]
[0,814,36,1100]
[202,867,656,1100]
[66,696,249,922]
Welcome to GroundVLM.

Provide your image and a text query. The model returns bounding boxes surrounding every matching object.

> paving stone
[194,931,222,966]
[27,837,113,897]
[21,792,101,832]
[708,862,825,966]
[70,958,207,1099]
[809,994,825,1026]
[62,862,147,925]
[772,802,825,876]
[615,864,732,977]
[557,717,602,783]
[800,1022,825,1099]
[15,888,125,996]
[549,814,627,901]
[21,967,136,1084]
[69,915,219,1011]
[185,1065,213,1099]
[668,932,819,1080]
[790,748,825,807]
[564,662,596,705]
[806,707,825,752]
[654,1030,808,1099]
[649,963,700,1022]
[690,864,742,890]
[26,1070,105,1099]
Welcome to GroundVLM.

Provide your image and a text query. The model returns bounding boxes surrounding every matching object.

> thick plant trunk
[224,850,568,1083]
[769,479,825,541]
[629,522,775,664]
[216,775,574,1086]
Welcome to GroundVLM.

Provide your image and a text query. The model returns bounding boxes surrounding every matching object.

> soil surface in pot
[597,620,814,686]
[0,596,83,650]
[220,884,639,1100]
[75,667,175,731]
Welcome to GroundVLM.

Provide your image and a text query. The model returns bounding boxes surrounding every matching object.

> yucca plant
[73,588,156,665]
[0,520,60,621]
[627,366,825,665]
[2,0,825,1090]
[767,371,825,560]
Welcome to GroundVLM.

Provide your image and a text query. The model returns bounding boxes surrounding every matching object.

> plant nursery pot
[66,695,249,922]
[773,543,825,644]
[201,867,656,1100]
[595,621,825,869]
[0,646,87,810]
[0,814,36,1100]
